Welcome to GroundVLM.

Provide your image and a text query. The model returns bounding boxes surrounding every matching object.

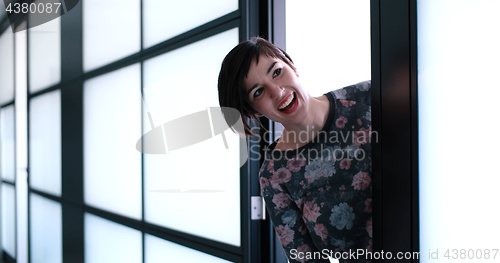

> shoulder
[329,80,371,106]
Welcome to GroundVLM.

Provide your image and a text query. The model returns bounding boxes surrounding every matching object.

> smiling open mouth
[279,93,297,112]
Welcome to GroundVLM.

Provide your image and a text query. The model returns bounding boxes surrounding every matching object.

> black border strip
[372,0,420,261]
[409,0,419,261]
[370,0,383,258]
[139,0,145,262]
[381,0,413,258]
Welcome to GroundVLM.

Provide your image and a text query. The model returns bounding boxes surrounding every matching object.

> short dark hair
[218,37,296,136]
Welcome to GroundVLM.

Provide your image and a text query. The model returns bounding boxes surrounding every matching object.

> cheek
[252,102,264,113]
[252,101,269,116]
[246,100,259,112]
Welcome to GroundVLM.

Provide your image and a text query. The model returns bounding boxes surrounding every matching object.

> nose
[269,85,284,100]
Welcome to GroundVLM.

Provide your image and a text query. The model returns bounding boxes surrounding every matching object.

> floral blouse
[259,81,372,263]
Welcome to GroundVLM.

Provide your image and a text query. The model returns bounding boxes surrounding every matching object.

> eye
[273,68,282,78]
[253,87,263,98]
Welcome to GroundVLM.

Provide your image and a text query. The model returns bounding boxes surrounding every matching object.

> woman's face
[244,55,311,125]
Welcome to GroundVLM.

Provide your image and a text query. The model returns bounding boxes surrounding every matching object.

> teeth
[279,93,295,110]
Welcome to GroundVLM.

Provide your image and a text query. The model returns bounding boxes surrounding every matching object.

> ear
[254,112,263,117]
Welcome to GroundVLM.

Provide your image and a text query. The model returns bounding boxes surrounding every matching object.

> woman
[218,37,372,263]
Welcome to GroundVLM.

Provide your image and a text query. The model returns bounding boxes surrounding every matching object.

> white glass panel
[418,1,500,262]
[29,90,61,196]
[0,27,14,105]
[83,0,140,71]
[15,21,29,263]
[29,193,62,263]
[16,21,27,173]
[286,0,371,96]
[28,15,61,93]
[1,105,15,182]
[84,213,142,263]
[1,183,16,258]
[143,0,238,48]
[146,234,232,263]
[143,28,240,246]
[84,64,142,219]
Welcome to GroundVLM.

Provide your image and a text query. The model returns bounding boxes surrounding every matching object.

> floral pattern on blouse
[259,81,372,263]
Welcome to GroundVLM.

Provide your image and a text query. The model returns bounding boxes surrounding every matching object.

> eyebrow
[247,61,278,97]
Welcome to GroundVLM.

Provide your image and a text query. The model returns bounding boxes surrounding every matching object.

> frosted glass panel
[29,90,61,196]
[143,28,240,246]
[85,213,142,263]
[1,183,16,258]
[0,28,14,105]
[1,105,15,182]
[418,1,500,262]
[84,64,142,219]
[16,21,27,110]
[30,193,62,263]
[143,0,238,48]
[286,0,371,96]
[15,22,29,263]
[83,0,140,71]
[146,234,232,263]
[28,16,61,93]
